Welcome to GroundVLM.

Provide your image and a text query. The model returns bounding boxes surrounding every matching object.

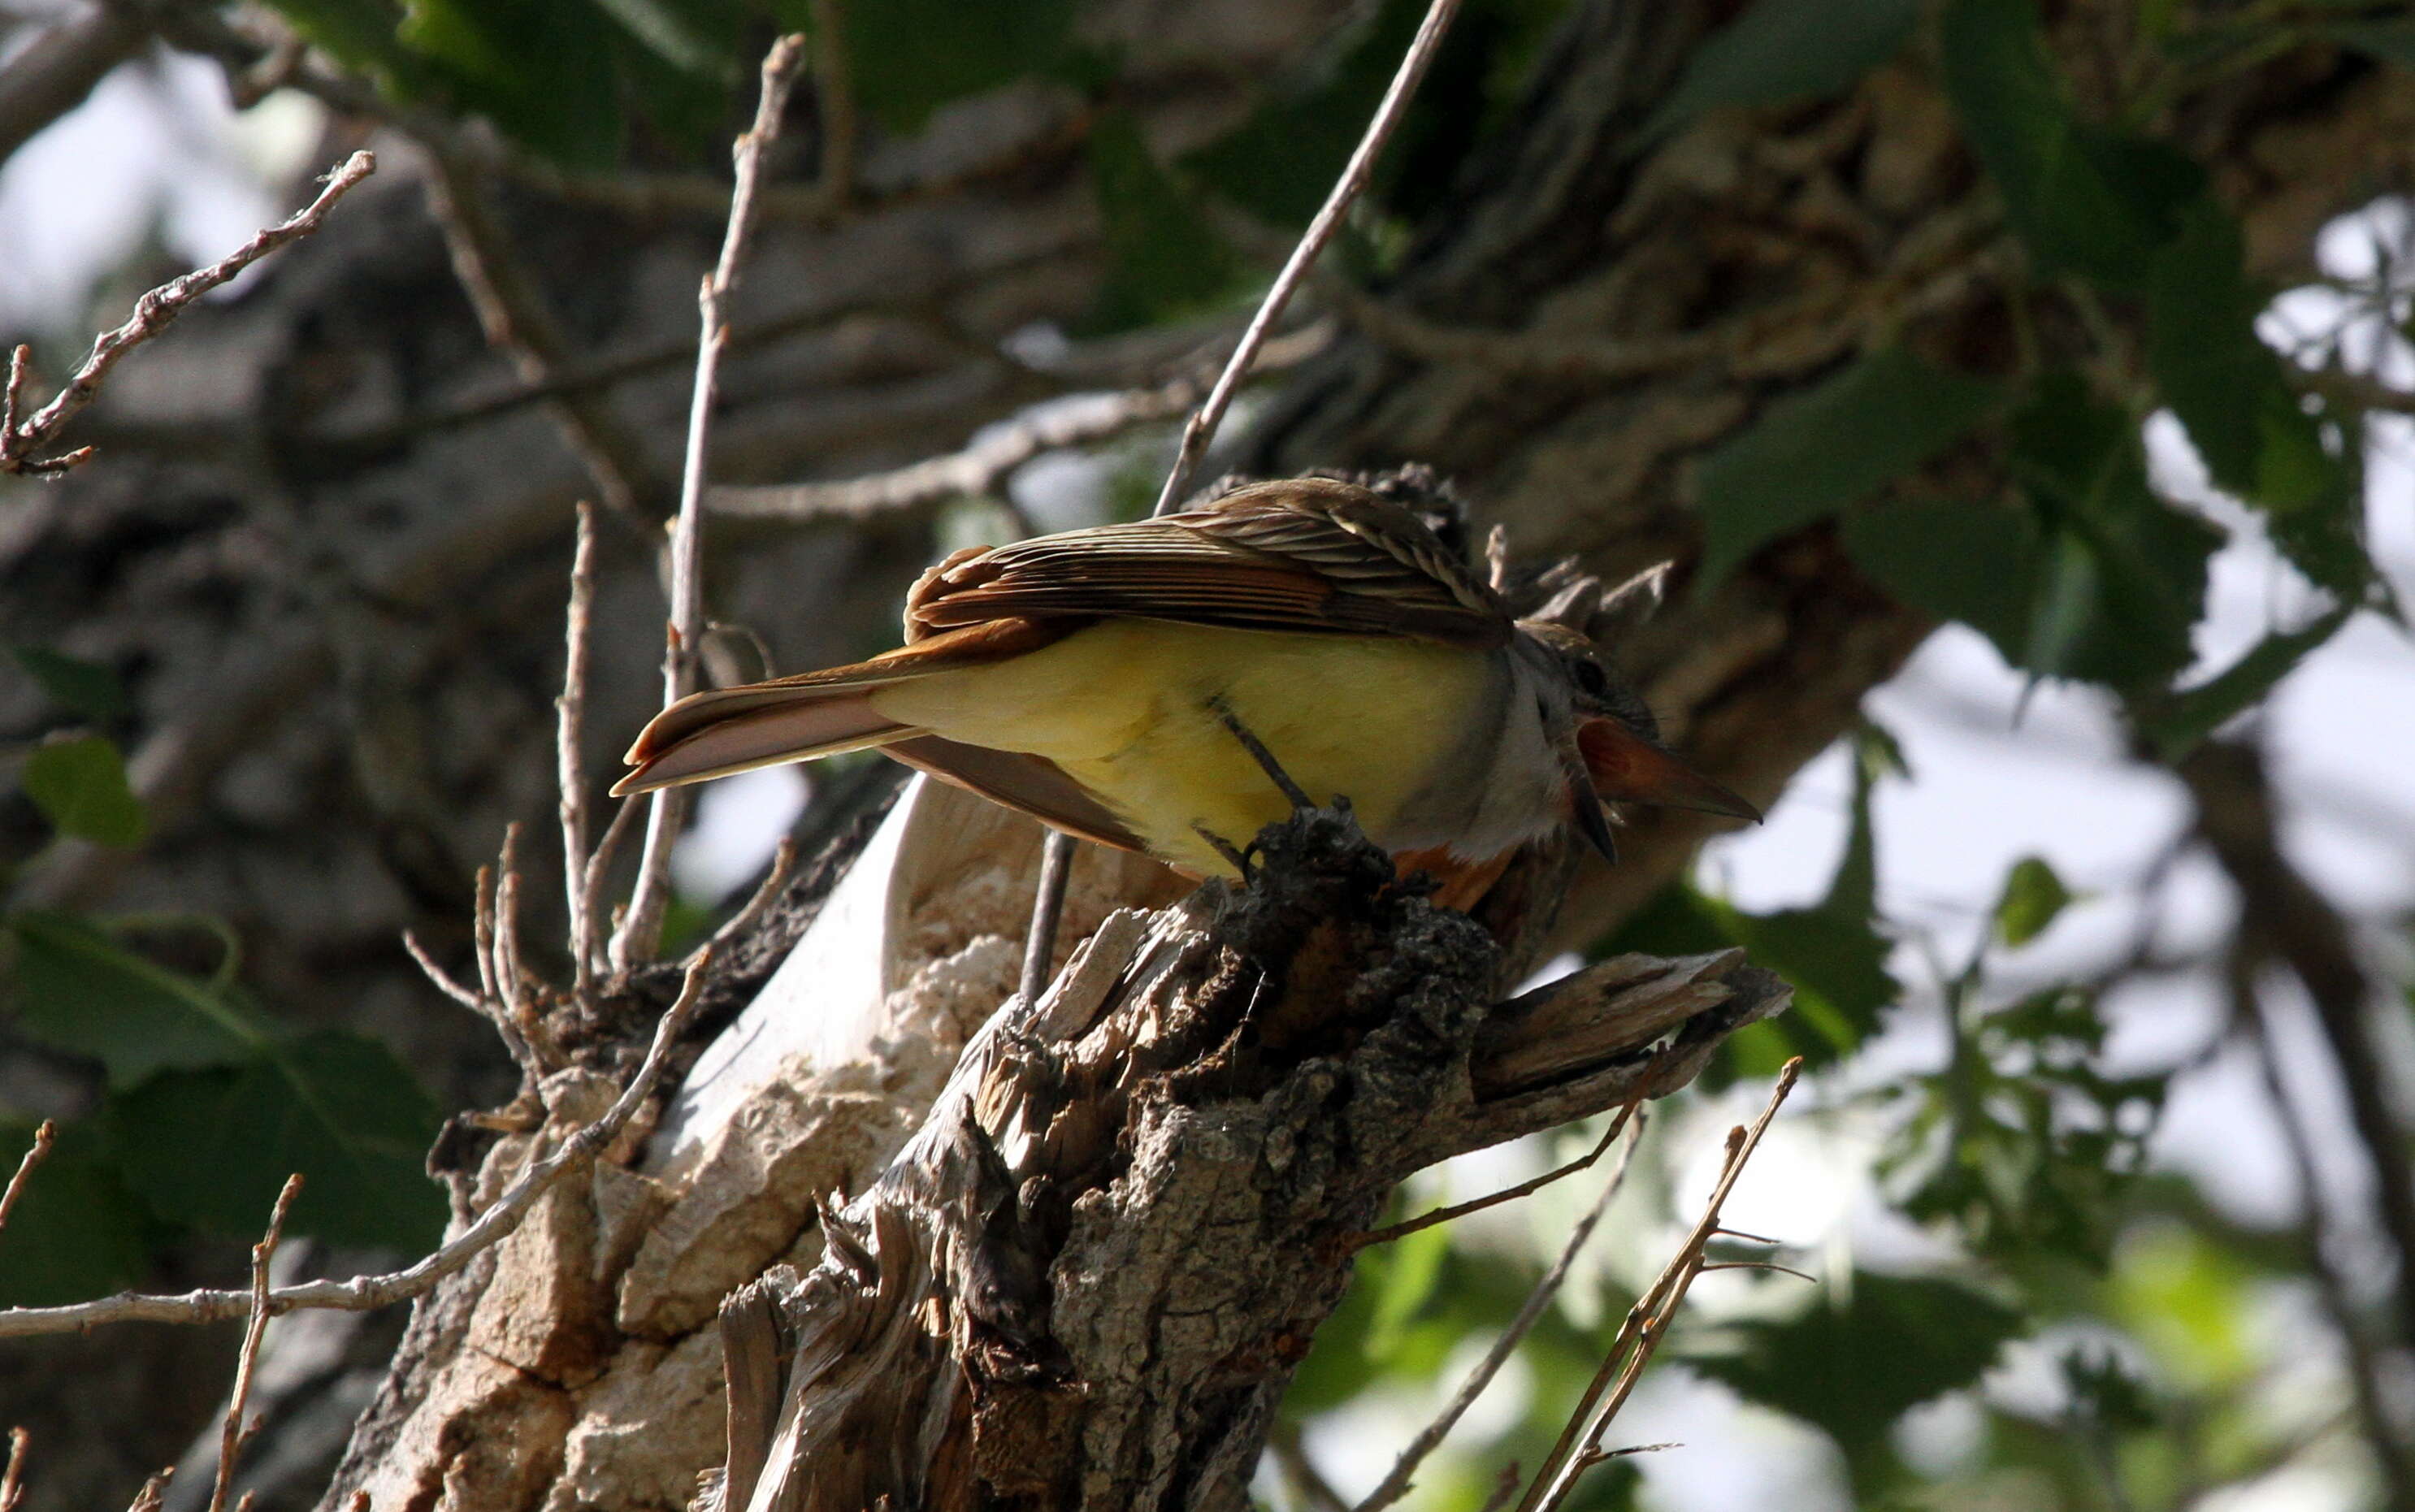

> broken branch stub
[707,804,1790,1512]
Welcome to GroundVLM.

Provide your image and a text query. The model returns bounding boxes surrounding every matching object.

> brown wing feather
[904,478,1508,649]
[882,736,1148,854]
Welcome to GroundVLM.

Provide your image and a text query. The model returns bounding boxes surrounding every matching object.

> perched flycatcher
[614,477,1756,901]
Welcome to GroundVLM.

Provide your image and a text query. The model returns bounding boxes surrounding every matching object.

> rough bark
[708,806,1784,1512]
[5,0,2412,1506]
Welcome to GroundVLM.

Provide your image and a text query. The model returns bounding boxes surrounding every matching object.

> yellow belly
[865,621,1486,874]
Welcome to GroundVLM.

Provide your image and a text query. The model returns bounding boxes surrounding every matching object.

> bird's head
[1517,621,1762,855]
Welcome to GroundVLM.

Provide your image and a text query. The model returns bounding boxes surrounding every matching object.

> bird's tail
[612,683,915,795]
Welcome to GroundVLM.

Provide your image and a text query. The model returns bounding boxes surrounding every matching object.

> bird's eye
[1572,658,1611,698]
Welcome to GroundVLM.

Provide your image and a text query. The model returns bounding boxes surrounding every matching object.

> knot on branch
[706,804,1789,1512]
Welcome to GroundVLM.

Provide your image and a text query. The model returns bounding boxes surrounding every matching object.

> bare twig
[559,501,601,994]
[709,320,1335,521]
[1,151,375,477]
[0,1122,54,1237]
[583,795,643,964]
[615,33,811,969]
[1516,1059,1803,1512]
[0,1427,28,1512]
[1269,1420,1350,1512]
[0,947,713,1339]
[1353,1108,1648,1512]
[125,1469,172,1512]
[705,836,800,957]
[400,931,488,1016]
[1355,1103,1635,1253]
[490,824,557,1072]
[206,1174,301,1512]
[421,152,650,518]
[1020,826,1077,1006]
[1151,0,1463,513]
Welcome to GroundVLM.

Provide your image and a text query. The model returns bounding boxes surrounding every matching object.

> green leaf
[1940,0,2202,287]
[1841,496,2041,657]
[1084,110,1251,334]
[2008,373,2223,688]
[2131,604,2353,762]
[845,0,1074,133]
[0,1118,151,1307]
[111,1029,446,1250]
[1994,856,2074,947]
[19,736,146,848]
[11,646,126,721]
[399,0,626,169]
[1686,1272,2024,1474]
[1696,348,2003,586]
[1645,0,1919,139]
[2147,200,2348,516]
[1186,0,1419,227]
[1364,1215,1451,1355]
[5,912,263,1087]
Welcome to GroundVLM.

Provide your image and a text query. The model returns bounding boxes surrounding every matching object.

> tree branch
[614,32,810,968]
[2179,738,2415,1354]
[0,3,147,170]
[1,150,375,477]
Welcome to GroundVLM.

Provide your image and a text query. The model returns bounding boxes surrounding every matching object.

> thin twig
[1,152,375,476]
[1269,1419,1350,1512]
[1355,1103,1634,1253]
[1352,1107,1648,1512]
[490,824,556,1072]
[0,947,714,1339]
[1151,0,1463,514]
[1516,1059,1803,1512]
[615,33,811,969]
[559,501,601,996]
[705,836,800,956]
[1021,830,1077,1007]
[0,1122,54,1237]
[583,795,643,968]
[124,1469,172,1512]
[0,1427,27,1512]
[421,151,649,518]
[400,931,489,1016]
[707,319,1334,521]
[206,1174,300,1512]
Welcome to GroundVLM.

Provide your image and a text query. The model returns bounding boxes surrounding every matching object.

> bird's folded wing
[905,478,1508,649]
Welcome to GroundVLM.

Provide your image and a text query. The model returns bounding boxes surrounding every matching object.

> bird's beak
[1576,718,1762,823]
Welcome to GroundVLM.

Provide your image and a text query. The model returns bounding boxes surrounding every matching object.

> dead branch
[0,1122,54,1237]
[0,151,375,477]
[1352,1102,1635,1252]
[1518,1059,1802,1512]
[616,33,811,968]
[421,151,653,518]
[705,805,1790,1511]
[707,319,1335,521]
[1153,0,1463,512]
[1353,1107,1649,1512]
[0,1426,26,1512]
[560,500,602,994]
[0,949,713,1340]
[206,1174,301,1512]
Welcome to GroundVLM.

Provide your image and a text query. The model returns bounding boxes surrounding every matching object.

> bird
[613,475,1758,907]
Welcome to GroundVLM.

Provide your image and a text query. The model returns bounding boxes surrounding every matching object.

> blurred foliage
[1,649,444,1306]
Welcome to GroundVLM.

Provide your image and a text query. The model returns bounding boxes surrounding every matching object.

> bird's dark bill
[1576,718,1762,823]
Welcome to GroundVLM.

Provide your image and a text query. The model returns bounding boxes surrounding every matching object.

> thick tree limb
[705,805,1788,1512]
